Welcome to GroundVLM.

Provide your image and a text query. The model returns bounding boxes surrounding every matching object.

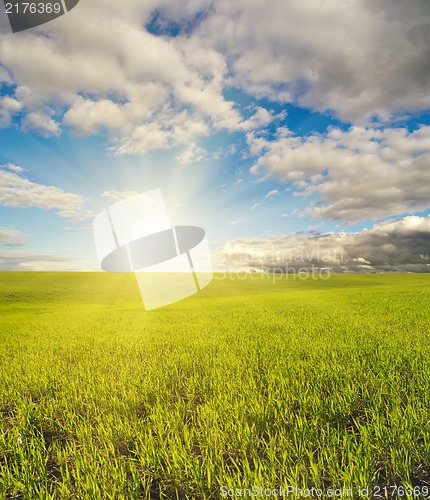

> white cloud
[250,125,430,222]
[5,164,25,173]
[22,112,61,137]
[111,110,210,155]
[251,201,265,211]
[264,189,280,199]
[63,83,167,135]
[5,0,386,153]
[176,143,208,164]
[57,208,96,221]
[0,0,428,166]
[200,0,430,122]
[0,1,277,153]
[101,190,140,203]
[0,96,22,128]
[0,251,89,271]
[249,188,281,212]
[0,65,12,84]
[0,165,85,218]
[63,98,128,134]
[0,227,27,247]
[15,260,76,271]
[353,257,371,265]
[63,224,93,233]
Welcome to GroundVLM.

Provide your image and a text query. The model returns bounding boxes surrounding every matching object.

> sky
[0,0,430,272]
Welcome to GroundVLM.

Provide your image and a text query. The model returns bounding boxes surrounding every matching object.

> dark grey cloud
[214,215,430,273]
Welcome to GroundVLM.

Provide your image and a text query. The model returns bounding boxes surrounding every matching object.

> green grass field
[1,272,430,499]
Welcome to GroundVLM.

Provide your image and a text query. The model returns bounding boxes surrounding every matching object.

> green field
[1,272,430,499]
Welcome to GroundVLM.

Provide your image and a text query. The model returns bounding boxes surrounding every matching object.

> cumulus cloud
[0,165,85,218]
[4,0,426,151]
[200,0,430,122]
[22,112,61,137]
[176,143,208,164]
[214,215,430,273]
[0,96,22,128]
[110,110,210,155]
[63,83,168,135]
[0,1,276,154]
[249,125,430,222]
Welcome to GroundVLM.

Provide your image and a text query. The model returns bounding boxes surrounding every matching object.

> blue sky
[1,0,430,272]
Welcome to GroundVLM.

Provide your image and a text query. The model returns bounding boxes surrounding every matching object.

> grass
[0,272,430,499]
